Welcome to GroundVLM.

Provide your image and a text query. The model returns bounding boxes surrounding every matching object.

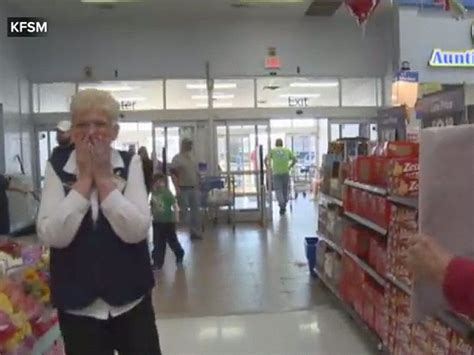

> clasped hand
[74,135,115,198]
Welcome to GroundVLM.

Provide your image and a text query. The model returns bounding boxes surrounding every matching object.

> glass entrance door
[215,121,270,211]
[37,128,58,187]
[153,123,198,171]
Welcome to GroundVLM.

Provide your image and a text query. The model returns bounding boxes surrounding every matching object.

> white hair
[70,89,120,122]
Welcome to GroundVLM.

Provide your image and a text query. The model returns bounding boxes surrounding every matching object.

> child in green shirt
[150,173,184,270]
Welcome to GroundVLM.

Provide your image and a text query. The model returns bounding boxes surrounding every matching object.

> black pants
[152,222,183,268]
[58,294,161,355]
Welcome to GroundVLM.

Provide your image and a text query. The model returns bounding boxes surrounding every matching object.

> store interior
[1,0,474,354]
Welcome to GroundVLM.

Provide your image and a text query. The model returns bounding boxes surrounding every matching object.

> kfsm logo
[7,18,48,37]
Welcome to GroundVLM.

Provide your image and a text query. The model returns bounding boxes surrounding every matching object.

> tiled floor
[157,308,375,355]
[153,197,377,354]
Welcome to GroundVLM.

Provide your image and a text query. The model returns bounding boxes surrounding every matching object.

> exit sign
[265,56,281,70]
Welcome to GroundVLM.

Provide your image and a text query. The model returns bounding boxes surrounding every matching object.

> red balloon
[345,0,380,25]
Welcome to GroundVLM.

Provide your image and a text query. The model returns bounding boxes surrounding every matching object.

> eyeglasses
[73,121,112,130]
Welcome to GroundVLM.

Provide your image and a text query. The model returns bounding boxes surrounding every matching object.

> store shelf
[31,323,61,355]
[386,273,412,295]
[386,274,474,340]
[438,312,474,341]
[313,267,387,354]
[320,193,343,207]
[344,212,388,236]
[388,195,418,209]
[344,250,387,288]
[344,180,387,196]
[317,234,344,256]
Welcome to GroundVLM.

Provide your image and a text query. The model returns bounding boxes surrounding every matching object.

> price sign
[377,106,408,142]
[416,88,466,128]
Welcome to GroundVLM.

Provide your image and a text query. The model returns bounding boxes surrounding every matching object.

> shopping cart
[200,174,236,231]
[291,164,316,199]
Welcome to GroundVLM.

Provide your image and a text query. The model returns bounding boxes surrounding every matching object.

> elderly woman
[37,89,161,355]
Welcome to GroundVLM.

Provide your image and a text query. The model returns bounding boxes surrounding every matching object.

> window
[341,124,360,138]
[33,83,76,113]
[79,81,164,110]
[257,77,339,108]
[330,124,340,141]
[213,79,254,108]
[166,79,208,109]
[341,78,379,107]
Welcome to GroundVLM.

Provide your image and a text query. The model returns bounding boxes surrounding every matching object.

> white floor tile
[157,307,376,355]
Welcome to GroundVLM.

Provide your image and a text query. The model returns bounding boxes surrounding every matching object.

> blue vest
[49,150,154,311]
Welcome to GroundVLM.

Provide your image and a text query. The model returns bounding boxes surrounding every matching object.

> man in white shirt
[170,138,202,240]
[37,89,161,355]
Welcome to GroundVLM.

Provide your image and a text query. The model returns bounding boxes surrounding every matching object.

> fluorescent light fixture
[192,94,235,100]
[290,82,338,88]
[280,94,321,98]
[213,94,235,100]
[186,83,237,90]
[191,95,208,100]
[80,85,135,92]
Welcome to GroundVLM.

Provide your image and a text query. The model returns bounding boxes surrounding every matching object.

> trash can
[305,237,319,277]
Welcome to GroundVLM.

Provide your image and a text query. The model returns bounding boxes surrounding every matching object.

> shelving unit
[320,192,343,207]
[386,273,474,340]
[344,212,388,236]
[313,267,388,354]
[344,250,387,287]
[317,234,343,256]
[387,195,418,209]
[344,180,387,196]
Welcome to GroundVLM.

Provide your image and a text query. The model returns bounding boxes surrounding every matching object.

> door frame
[213,119,271,214]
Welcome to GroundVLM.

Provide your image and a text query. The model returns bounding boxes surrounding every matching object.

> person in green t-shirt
[265,139,297,215]
[150,173,185,270]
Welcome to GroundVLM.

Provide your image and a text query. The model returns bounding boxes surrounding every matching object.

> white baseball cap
[56,120,72,132]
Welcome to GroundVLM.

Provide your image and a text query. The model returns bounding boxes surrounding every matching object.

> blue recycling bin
[305,237,319,277]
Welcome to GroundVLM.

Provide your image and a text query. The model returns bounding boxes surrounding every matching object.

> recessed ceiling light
[290,82,338,88]
[79,85,136,92]
[186,83,237,90]
[280,94,321,98]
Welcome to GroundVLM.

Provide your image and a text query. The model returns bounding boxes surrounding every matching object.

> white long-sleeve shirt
[37,149,152,320]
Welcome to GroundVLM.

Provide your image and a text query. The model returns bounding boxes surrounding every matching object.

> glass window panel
[34,83,76,113]
[79,80,163,110]
[330,124,340,141]
[317,119,328,168]
[216,126,228,172]
[376,78,383,106]
[257,77,339,108]
[293,119,317,128]
[113,122,153,153]
[341,78,377,107]
[166,79,208,109]
[370,123,378,142]
[213,79,254,108]
[341,124,360,138]
[270,119,292,128]
[37,131,49,186]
